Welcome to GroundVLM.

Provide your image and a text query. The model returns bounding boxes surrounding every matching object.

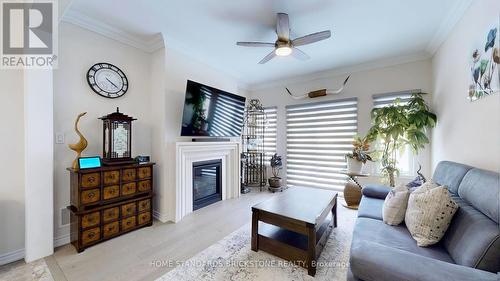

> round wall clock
[87,63,128,99]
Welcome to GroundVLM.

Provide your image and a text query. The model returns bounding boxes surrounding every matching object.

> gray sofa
[348,161,499,281]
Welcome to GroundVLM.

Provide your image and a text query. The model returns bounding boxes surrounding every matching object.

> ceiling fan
[236,13,331,64]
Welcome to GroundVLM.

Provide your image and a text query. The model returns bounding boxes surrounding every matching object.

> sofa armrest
[361,184,390,199]
[350,240,499,281]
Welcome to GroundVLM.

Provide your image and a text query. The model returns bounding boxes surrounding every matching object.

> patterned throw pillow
[405,183,459,246]
[383,184,410,225]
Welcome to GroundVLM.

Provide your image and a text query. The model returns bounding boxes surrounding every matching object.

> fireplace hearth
[193,159,222,210]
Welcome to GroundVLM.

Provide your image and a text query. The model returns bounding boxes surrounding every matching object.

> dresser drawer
[103,185,119,200]
[138,167,151,179]
[121,182,136,196]
[122,168,136,182]
[103,170,120,185]
[138,199,151,212]
[102,207,119,223]
[81,227,100,246]
[81,211,100,229]
[81,189,100,205]
[102,221,119,238]
[121,216,136,231]
[121,202,136,217]
[81,173,100,189]
[137,180,151,192]
[137,212,151,225]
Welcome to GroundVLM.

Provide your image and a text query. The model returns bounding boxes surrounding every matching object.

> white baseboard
[0,234,71,265]
[0,248,25,266]
[54,234,70,248]
[153,209,170,223]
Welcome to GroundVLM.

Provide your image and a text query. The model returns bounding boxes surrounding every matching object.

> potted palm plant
[345,136,373,173]
[366,93,437,186]
[268,153,283,191]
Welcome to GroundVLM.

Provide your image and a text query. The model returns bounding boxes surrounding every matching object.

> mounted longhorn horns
[286,75,351,100]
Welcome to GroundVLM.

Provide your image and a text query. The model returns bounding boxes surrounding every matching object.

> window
[286,98,358,191]
[263,106,277,162]
[372,90,420,176]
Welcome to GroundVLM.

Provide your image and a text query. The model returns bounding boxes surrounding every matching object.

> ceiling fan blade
[291,48,310,61]
[276,13,290,41]
[258,50,277,64]
[236,42,275,47]
[292,30,331,46]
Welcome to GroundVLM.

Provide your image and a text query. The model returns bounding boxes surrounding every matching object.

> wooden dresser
[67,163,155,252]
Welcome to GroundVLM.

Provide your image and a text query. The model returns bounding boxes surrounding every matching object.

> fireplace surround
[175,141,241,222]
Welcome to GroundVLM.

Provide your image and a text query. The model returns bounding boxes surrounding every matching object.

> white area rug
[157,205,357,281]
[0,258,53,281]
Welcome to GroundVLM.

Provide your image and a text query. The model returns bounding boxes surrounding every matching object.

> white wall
[0,70,25,263]
[53,22,154,241]
[432,0,500,172]
[151,45,244,222]
[249,60,434,184]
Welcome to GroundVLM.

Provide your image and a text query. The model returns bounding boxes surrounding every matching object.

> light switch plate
[55,132,65,144]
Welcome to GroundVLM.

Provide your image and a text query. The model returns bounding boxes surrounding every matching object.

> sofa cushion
[432,161,472,194]
[350,239,499,281]
[353,217,454,263]
[361,184,390,199]
[442,195,500,273]
[457,168,499,223]
[357,196,384,220]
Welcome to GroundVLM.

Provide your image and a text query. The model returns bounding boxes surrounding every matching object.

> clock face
[87,63,128,99]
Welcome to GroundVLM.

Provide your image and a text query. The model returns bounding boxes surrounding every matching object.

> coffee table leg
[332,196,337,228]
[307,226,317,276]
[251,209,258,251]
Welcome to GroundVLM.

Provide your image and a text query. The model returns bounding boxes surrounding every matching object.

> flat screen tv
[180,80,246,137]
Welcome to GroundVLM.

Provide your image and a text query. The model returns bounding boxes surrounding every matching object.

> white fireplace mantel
[175,141,241,222]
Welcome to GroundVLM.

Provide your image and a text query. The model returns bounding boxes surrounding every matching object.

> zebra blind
[263,107,277,162]
[286,98,358,191]
[373,89,421,108]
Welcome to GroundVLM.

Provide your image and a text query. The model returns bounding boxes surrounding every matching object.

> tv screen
[181,80,246,137]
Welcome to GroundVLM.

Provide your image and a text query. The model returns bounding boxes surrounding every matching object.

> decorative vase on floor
[346,157,364,173]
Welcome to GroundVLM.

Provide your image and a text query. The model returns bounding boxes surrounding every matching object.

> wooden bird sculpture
[69,112,88,169]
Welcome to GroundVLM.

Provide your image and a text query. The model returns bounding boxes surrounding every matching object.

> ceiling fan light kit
[236,13,331,64]
[275,46,292,56]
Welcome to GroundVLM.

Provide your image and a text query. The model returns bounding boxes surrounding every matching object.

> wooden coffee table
[251,187,338,276]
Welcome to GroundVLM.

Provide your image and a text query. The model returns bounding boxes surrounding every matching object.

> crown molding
[248,51,432,91]
[61,10,163,53]
[426,0,473,54]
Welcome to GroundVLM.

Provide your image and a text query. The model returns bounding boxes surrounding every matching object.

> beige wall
[0,70,25,260]
[432,0,500,172]
[249,60,434,184]
[53,23,154,241]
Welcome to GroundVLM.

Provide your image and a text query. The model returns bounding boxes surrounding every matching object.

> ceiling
[64,0,471,87]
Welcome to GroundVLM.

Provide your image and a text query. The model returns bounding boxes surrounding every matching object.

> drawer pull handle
[88,192,95,198]
[88,177,95,183]
[108,212,115,217]
[126,221,131,225]
[88,232,95,238]
[108,226,115,231]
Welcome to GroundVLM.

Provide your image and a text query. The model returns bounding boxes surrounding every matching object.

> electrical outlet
[55,132,65,144]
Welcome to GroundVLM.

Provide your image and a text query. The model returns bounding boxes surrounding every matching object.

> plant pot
[346,157,364,173]
[268,177,283,188]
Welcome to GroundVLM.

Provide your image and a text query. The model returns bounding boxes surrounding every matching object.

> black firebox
[193,159,222,210]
